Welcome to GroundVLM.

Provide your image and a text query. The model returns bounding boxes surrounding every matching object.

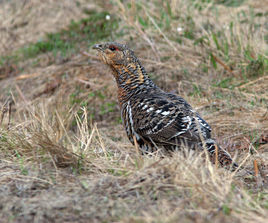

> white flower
[177,26,183,33]
[105,15,110,20]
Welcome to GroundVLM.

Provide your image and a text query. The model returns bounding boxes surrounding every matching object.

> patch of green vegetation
[69,86,119,127]
[136,1,174,32]
[194,35,209,46]
[108,168,129,176]
[160,56,171,62]
[209,31,231,62]
[0,11,120,65]
[210,53,217,69]
[190,0,213,11]
[213,90,224,99]
[182,68,190,76]
[80,180,90,190]
[222,204,231,215]
[76,153,85,174]
[116,117,123,124]
[245,54,267,77]
[264,200,268,209]
[189,84,204,97]
[138,16,149,28]
[70,87,85,105]
[182,16,196,40]
[201,63,209,73]
[213,77,234,89]
[0,133,8,143]
[100,102,117,115]
[15,150,29,175]
[158,3,173,30]
[216,0,245,7]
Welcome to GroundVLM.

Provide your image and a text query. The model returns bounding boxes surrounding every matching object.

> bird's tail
[204,138,238,171]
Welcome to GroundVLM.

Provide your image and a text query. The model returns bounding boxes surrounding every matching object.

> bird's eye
[109,45,117,51]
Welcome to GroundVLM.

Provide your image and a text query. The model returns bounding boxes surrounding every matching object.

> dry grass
[0,0,267,222]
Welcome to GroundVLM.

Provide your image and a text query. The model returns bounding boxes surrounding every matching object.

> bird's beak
[92,44,103,51]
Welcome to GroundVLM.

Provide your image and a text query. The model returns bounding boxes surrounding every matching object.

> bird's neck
[111,61,156,106]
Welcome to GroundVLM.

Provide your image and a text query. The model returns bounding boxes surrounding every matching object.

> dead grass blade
[15,73,41,80]
[215,144,219,169]
[253,159,259,177]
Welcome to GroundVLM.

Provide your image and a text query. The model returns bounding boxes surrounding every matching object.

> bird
[93,42,238,170]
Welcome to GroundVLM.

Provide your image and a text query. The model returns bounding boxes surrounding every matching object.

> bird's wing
[128,93,211,147]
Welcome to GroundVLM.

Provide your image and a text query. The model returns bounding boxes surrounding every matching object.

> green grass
[0,11,120,66]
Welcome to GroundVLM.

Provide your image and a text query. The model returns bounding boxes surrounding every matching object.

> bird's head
[92,42,136,68]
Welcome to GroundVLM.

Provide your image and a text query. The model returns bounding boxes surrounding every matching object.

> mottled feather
[93,42,238,170]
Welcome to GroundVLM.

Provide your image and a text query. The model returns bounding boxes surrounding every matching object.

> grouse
[93,42,238,169]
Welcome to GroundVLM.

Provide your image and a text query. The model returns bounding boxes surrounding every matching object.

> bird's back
[121,87,212,151]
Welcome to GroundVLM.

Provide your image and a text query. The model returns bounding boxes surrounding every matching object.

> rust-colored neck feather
[110,61,156,106]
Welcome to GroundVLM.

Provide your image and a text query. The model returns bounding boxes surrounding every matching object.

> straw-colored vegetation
[0,0,267,222]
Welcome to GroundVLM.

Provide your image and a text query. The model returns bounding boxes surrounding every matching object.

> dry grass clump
[0,107,267,222]
[4,102,267,221]
[0,0,267,222]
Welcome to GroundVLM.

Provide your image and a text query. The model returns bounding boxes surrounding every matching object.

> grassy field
[0,0,267,222]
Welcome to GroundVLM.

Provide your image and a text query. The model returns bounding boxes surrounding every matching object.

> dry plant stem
[55,110,73,149]
[253,159,259,177]
[0,103,7,127]
[0,109,4,126]
[215,144,219,169]
[48,151,59,179]
[0,97,13,128]
[238,75,268,89]
[95,124,108,157]
[15,84,29,104]
[7,100,12,129]
[133,135,140,156]
[15,73,41,80]
[211,53,234,75]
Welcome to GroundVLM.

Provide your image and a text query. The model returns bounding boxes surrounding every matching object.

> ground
[0,0,267,222]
